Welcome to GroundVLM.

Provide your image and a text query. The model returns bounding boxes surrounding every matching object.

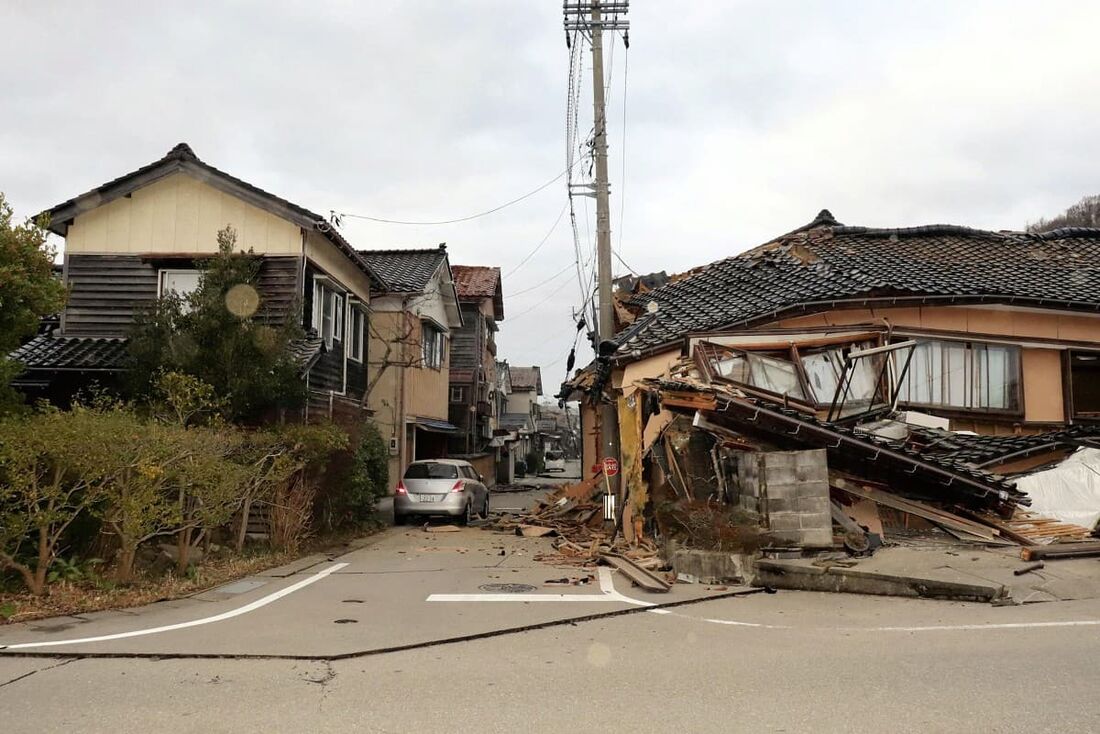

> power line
[504,202,569,278]
[617,39,629,265]
[506,261,575,298]
[506,276,576,321]
[339,165,573,226]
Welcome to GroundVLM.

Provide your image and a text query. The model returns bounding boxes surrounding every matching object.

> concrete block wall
[736,449,832,548]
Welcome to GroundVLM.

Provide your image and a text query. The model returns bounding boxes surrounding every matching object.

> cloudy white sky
[4,1,1100,386]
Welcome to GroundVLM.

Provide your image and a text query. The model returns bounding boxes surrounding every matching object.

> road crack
[0,657,78,688]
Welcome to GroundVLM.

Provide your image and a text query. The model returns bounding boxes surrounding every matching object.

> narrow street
[3,465,1100,732]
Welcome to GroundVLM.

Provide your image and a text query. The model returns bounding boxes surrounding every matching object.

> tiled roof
[41,143,388,291]
[288,333,325,375]
[509,366,543,394]
[359,246,448,293]
[912,426,1100,467]
[9,335,130,371]
[617,210,1100,356]
[451,265,504,318]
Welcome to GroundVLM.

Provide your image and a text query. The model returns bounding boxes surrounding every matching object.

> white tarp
[1015,448,1100,530]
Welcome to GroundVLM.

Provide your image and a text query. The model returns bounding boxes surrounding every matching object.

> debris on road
[1014,561,1045,576]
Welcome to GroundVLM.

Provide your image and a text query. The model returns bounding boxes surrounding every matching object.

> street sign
[603,457,619,477]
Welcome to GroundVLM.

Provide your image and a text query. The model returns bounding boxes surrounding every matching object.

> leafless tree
[1027,194,1100,232]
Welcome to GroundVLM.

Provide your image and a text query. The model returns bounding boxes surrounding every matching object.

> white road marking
[428,569,1100,634]
[427,567,655,606]
[0,563,349,650]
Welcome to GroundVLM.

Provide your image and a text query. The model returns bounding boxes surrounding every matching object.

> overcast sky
[5,1,1100,388]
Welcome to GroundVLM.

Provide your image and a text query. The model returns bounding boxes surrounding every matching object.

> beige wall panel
[873,306,922,326]
[1011,310,1050,338]
[1057,314,1100,342]
[918,307,968,331]
[105,200,131,253]
[407,364,449,420]
[177,176,203,251]
[150,175,178,250]
[305,231,373,300]
[966,307,1014,335]
[1021,348,1064,423]
[65,172,301,256]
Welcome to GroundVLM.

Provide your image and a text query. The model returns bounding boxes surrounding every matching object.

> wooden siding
[62,254,159,336]
[62,254,303,336]
[450,304,482,370]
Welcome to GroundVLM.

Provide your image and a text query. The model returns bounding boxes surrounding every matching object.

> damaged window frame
[693,337,917,424]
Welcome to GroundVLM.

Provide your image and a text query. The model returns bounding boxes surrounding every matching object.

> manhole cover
[333,618,359,624]
[478,583,536,593]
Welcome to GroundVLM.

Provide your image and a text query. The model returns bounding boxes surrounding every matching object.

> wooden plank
[1021,541,1100,561]
[600,553,671,593]
[832,478,1001,541]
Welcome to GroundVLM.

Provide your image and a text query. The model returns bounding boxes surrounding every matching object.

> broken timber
[1021,541,1100,561]
[600,552,671,592]
[831,477,1001,541]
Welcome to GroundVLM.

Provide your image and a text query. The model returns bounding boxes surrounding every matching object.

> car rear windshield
[546,452,562,461]
[404,462,459,479]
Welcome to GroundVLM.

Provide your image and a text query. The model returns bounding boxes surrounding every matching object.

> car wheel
[394,513,407,526]
[458,501,472,526]
[482,495,490,519]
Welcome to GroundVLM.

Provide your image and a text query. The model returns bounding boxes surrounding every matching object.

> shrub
[0,409,112,595]
[345,422,389,524]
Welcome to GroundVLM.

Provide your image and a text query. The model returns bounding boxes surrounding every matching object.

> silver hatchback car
[393,459,490,526]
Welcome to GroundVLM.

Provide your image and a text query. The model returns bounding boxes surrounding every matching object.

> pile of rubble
[489,476,672,592]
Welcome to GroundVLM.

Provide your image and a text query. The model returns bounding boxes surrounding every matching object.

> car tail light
[451,480,465,492]
[395,480,408,495]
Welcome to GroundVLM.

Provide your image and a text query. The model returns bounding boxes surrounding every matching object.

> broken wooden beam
[599,552,671,593]
[1021,541,1100,561]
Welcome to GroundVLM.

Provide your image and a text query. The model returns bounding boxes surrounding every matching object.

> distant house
[507,366,543,419]
[447,266,505,474]
[359,245,463,484]
[10,143,387,421]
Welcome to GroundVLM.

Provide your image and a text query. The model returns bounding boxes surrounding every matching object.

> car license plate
[416,494,441,502]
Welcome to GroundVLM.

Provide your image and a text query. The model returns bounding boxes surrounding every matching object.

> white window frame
[158,268,203,298]
[421,321,446,370]
[450,386,465,403]
[331,291,344,343]
[346,302,366,363]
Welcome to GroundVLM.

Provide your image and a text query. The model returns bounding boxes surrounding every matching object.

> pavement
[2,461,1100,732]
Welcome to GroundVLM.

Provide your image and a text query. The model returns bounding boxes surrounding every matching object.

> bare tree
[1027,194,1100,233]
[360,294,434,408]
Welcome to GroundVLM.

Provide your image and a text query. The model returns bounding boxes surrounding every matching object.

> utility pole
[563,1,629,520]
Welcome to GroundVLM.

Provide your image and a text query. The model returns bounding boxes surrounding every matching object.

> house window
[897,340,1021,412]
[312,279,345,349]
[450,386,466,403]
[346,304,366,363]
[159,269,202,300]
[1070,351,1100,420]
[421,321,446,369]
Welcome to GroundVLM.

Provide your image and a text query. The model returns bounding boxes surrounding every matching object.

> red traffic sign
[602,457,620,477]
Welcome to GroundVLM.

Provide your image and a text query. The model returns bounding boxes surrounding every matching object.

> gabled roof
[510,366,543,394]
[616,210,1100,357]
[451,265,504,319]
[358,245,449,293]
[40,143,387,290]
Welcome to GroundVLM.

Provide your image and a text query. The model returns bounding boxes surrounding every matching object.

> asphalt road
[2,465,1099,732]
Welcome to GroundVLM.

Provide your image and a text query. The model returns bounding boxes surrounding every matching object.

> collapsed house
[558,211,1100,565]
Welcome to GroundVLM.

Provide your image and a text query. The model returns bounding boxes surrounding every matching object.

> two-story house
[446,266,504,474]
[359,246,463,484]
[10,143,386,422]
